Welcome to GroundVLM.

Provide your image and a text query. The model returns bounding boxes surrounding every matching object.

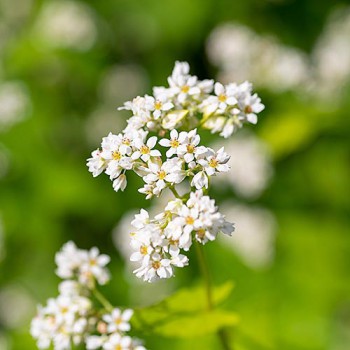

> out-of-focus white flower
[312,7,350,99]
[0,284,35,329]
[211,133,273,199]
[219,203,277,269]
[206,23,310,93]
[103,308,133,333]
[31,242,148,350]
[0,81,30,132]
[55,241,110,287]
[34,0,97,51]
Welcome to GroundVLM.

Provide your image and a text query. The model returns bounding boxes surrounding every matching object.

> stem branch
[92,287,114,312]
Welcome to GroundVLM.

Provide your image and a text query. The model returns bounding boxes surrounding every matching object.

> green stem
[169,185,181,199]
[195,243,232,350]
[195,243,213,310]
[92,287,114,312]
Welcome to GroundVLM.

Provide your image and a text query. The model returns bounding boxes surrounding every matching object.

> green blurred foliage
[0,0,349,349]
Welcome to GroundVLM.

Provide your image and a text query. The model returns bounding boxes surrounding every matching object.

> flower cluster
[87,61,264,283]
[130,190,234,282]
[31,242,146,350]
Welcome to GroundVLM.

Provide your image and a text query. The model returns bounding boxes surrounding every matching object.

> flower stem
[195,243,232,350]
[92,287,114,313]
[169,185,181,199]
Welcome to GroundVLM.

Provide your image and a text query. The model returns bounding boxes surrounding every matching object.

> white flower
[103,308,133,333]
[191,170,209,190]
[201,82,238,115]
[131,136,161,162]
[197,147,230,176]
[103,333,133,350]
[144,95,174,119]
[142,157,185,196]
[86,335,106,349]
[55,241,84,280]
[177,129,207,163]
[87,149,107,177]
[159,129,183,157]
[113,174,127,192]
[167,61,201,104]
[79,247,110,286]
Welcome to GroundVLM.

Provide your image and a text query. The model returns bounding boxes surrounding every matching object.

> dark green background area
[0,0,349,349]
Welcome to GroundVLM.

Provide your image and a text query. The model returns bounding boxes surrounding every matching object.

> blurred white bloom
[219,203,277,269]
[35,0,97,51]
[206,23,310,92]
[103,308,133,333]
[32,242,147,350]
[55,241,110,287]
[98,64,149,106]
[0,284,35,328]
[312,7,350,99]
[0,81,30,132]
[211,133,273,199]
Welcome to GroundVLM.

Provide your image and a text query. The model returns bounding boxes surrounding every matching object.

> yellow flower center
[122,138,130,145]
[112,151,121,161]
[158,170,166,180]
[181,85,189,93]
[209,158,218,168]
[169,239,179,246]
[89,258,97,266]
[152,261,161,270]
[115,345,122,350]
[140,145,150,154]
[154,101,162,110]
[186,144,195,153]
[140,246,148,255]
[170,139,179,148]
[218,94,227,102]
[196,229,206,239]
[186,216,194,225]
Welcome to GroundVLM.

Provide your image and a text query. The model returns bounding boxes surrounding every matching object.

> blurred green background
[0,0,350,349]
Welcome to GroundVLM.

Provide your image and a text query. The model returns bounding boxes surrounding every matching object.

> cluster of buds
[87,61,264,282]
[31,242,146,350]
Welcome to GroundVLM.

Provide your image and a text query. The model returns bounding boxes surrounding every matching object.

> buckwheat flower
[168,61,201,104]
[131,136,160,162]
[135,254,173,282]
[79,247,110,286]
[86,335,106,349]
[55,241,84,279]
[58,281,81,297]
[236,82,264,125]
[103,333,134,350]
[87,149,107,177]
[197,147,230,176]
[144,95,174,119]
[177,129,207,163]
[131,209,150,229]
[191,170,209,190]
[113,174,127,192]
[138,183,158,199]
[202,82,238,115]
[103,308,133,333]
[159,129,183,157]
[142,158,186,196]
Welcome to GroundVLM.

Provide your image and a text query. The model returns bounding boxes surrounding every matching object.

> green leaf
[153,309,239,338]
[133,281,236,338]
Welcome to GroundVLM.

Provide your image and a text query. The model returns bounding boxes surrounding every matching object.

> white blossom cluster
[130,190,234,282]
[87,127,231,196]
[31,242,146,350]
[87,61,263,282]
